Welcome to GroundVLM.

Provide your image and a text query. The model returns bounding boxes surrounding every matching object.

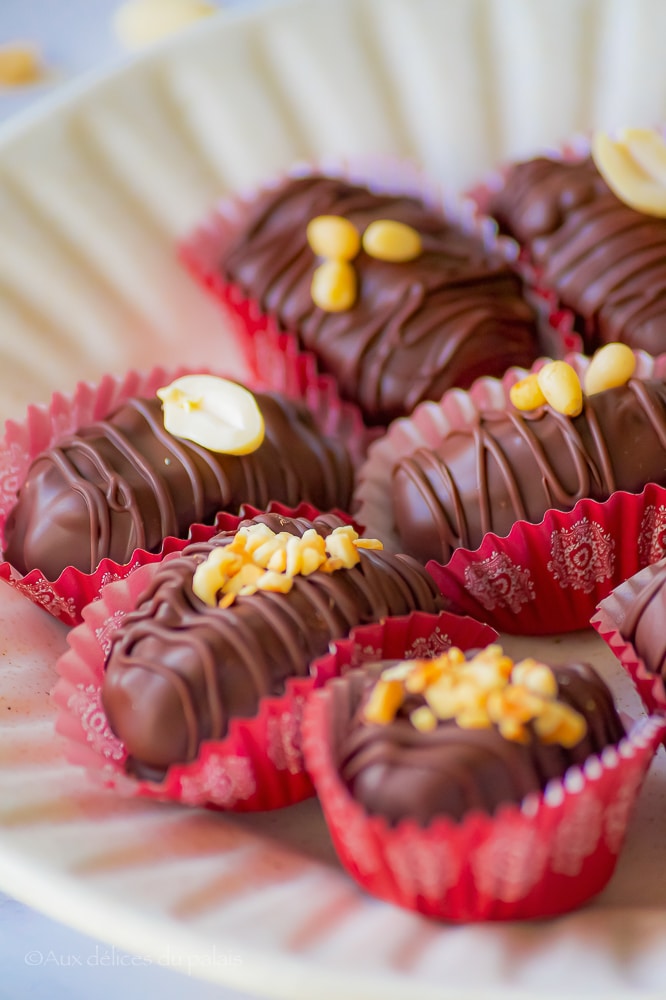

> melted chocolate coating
[490,156,666,353]
[392,378,666,563]
[101,512,444,778]
[614,558,666,679]
[338,661,625,826]
[221,175,539,425]
[3,391,354,580]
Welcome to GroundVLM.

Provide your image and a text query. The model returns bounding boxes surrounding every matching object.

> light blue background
[1,2,264,998]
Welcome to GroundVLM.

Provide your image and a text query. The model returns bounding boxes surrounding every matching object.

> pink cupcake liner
[302,634,666,922]
[0,354,369,627]
[180,155,550,423]
[355,350,666,635]
[592,561,666,716]
[54,579,494,811]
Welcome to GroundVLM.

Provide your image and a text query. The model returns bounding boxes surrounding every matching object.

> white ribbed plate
[3,584,666,999]
[3,0,666,996]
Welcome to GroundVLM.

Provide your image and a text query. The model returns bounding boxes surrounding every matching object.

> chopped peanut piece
[404,658,445,693]
[364,679,405,725]
[325,530,361,569]
[354,537,384,550]
[257,571,294,595]
[513,658,558,697]
[410,705,438,732]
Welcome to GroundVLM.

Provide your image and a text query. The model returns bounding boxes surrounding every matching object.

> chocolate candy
[101,512,444,779]
[392,378,666,564]
[489,156,666,354]
[611,558,666,680]
[338,656,625,826]
[221,174,540,425]
[3,390,354,580]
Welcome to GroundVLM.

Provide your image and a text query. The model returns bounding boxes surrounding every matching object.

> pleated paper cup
[356,350,666,635]
[0,354,369,626]
[592,559,666,716]
[54,593,493,812]
[303,658,666,922]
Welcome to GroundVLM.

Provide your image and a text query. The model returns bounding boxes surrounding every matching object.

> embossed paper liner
[180,156,532,421]
[54,592,494,811]
[592,560,666,716]
[302,661,666,922]
[0,354,369,627]
[356,350,666,635]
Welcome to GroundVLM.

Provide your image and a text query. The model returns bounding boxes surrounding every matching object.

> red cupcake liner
[54,574,495,811]
[592,560,666,716]
[0,355,369,626]
[302,634,666,922]
[180,156,543,425]
[356,350,666,635]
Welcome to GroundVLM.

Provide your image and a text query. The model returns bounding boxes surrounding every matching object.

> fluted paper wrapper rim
[53,591,493,812]
[592,560,666,716]
[0,355,367,626]
[303,655,666,922]
[356,350,666,634]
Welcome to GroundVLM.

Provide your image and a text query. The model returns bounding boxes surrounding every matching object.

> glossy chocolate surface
[338,661,625,825]
[102,512,444,778]
[490,156,666,353]
[222,175,539,424]
[3,391,354,579]
[615,558,666,679]
[392,378,666,563]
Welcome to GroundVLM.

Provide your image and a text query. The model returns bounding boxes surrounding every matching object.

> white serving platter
[3,0,666,996]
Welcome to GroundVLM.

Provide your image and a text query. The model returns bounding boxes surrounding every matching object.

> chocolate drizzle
[3,391,355,580]
[222,175,539,424]
[337,661,625,825]
[101,513,444,778]
[490,156,666,353]
[392,378,666,563]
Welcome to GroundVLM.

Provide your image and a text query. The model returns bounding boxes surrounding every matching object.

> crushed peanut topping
[192,523,383,608]
[363,644,587,749]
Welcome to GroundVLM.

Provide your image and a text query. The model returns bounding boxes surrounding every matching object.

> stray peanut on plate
[584,342,637,395]
[536,361,583,417]
[0,44,42,87]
